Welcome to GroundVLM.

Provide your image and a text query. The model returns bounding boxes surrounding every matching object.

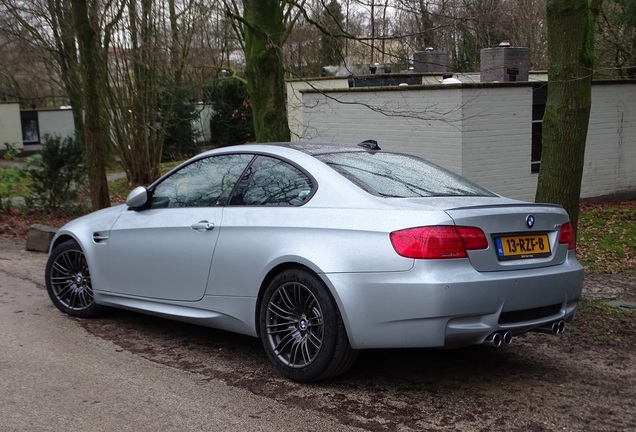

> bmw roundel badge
[526,215,535,228]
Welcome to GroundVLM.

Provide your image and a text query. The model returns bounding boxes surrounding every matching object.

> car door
[205,155,316,298]
[107,153,253,302]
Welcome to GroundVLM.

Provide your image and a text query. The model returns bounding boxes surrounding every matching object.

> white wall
[40,105,217,145]
[38,109,75,140]
[582,83,636,198]
[302,86,465,173]
[301,81,636,201]
[461,86,536,201]
[0,103,23,150]
[287,77,349,142]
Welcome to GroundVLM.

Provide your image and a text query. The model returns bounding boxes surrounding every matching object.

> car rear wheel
[260,269,358,382]
[46,239,102,318]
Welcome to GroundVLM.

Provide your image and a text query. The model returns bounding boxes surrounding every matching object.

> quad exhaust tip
[486,321,565,347]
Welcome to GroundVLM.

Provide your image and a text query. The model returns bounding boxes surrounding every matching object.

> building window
[532,86,547,174]
[21,111,40,145]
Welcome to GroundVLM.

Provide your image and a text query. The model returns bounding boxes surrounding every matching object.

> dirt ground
[2,238,635,431]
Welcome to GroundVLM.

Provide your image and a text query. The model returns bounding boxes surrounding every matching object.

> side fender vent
[93,232,109,244]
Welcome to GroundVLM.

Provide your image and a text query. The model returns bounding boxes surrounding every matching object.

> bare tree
[596,0,636,77]
[71,0,110,210]
[0,0,85,135]
[103,0,215,184]
[285,7,322,78]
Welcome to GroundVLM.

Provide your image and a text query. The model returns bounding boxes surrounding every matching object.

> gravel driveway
[2,238,634,431]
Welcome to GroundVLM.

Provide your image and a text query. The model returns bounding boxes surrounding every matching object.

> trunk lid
[444,202,570,272]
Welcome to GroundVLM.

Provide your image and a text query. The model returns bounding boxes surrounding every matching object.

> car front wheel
[45,239,102,318]
[259,269,358,382]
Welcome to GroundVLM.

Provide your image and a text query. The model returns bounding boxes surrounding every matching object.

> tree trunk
[243,0,291,142]
[535,0,602,235]
[47,0,85,143]
[71,0,110,210]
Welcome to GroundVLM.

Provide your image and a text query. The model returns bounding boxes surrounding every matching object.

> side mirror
[126,186,149,209]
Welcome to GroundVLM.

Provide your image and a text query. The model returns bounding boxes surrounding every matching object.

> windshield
[315,151,495,198]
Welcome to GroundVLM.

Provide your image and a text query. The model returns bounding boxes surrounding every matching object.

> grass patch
[105,161,184,203]
[3,160,183,200]
[568,299,636,345]
[107,160,182,175]
[160,161,182,174]
[577,202,636,274]
[0,167,32,195]
[108,177,134,203]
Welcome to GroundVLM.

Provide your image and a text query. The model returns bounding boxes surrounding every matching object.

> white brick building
[296,80,636,201]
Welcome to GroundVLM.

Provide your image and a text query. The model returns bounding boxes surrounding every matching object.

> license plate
[495,234,551,260]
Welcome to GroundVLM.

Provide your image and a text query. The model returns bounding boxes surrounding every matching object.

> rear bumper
[323,253,584,349]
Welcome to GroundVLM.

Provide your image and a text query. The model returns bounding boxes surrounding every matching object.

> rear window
[315,152,495,198]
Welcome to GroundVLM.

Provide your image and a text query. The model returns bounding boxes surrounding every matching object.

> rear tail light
[390,226,488,259]
[558,222,576,250]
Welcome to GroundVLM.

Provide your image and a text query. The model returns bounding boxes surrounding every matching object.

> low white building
[3,77,635,202]
[38,109,76,141]
[295,79,636,201]
[0,102,23,150]
[0,106,75,151]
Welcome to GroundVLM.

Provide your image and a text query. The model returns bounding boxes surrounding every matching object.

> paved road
[0,240,360,432]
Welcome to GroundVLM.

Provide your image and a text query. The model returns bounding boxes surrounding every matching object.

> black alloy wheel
[45,240,102,318]
[260,268,358,382]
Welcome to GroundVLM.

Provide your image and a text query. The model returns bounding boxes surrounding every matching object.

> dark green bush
[160,86,203,162]
[0,145,30,212]
[204,77,254,147]
[27,134,87,212]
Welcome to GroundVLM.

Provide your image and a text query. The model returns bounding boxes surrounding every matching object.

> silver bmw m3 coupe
[46,142,583,381]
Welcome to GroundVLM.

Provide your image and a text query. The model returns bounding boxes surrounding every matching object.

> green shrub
[27,134,87,212]
[204,77,254,147]
[0,145,30,212]
[160,86,203,162]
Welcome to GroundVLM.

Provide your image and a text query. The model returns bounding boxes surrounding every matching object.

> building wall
[582,83,636,198]
[287,78,349,141]
[287,72,547,142]
[461,86,536,201]
[38,109,75,140]
[301,82,636,201]
[1,104,215,151]
[302,86,464,173]
[0,103,23,150]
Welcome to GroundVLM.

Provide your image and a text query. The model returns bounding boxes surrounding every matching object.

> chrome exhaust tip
[533,320,566,335]
[551,321,560,334]
[551,320,566,334]
[487,332,503,348]
[502,331,513,345]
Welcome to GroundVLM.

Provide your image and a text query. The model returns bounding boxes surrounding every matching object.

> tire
[259,268,358,382]
[45,239,103,318]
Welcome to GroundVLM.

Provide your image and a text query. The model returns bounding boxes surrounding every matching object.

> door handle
[191,221,215,231]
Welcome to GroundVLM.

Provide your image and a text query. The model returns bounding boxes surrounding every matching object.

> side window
[237,156,313,206]
[150,154,253,208]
